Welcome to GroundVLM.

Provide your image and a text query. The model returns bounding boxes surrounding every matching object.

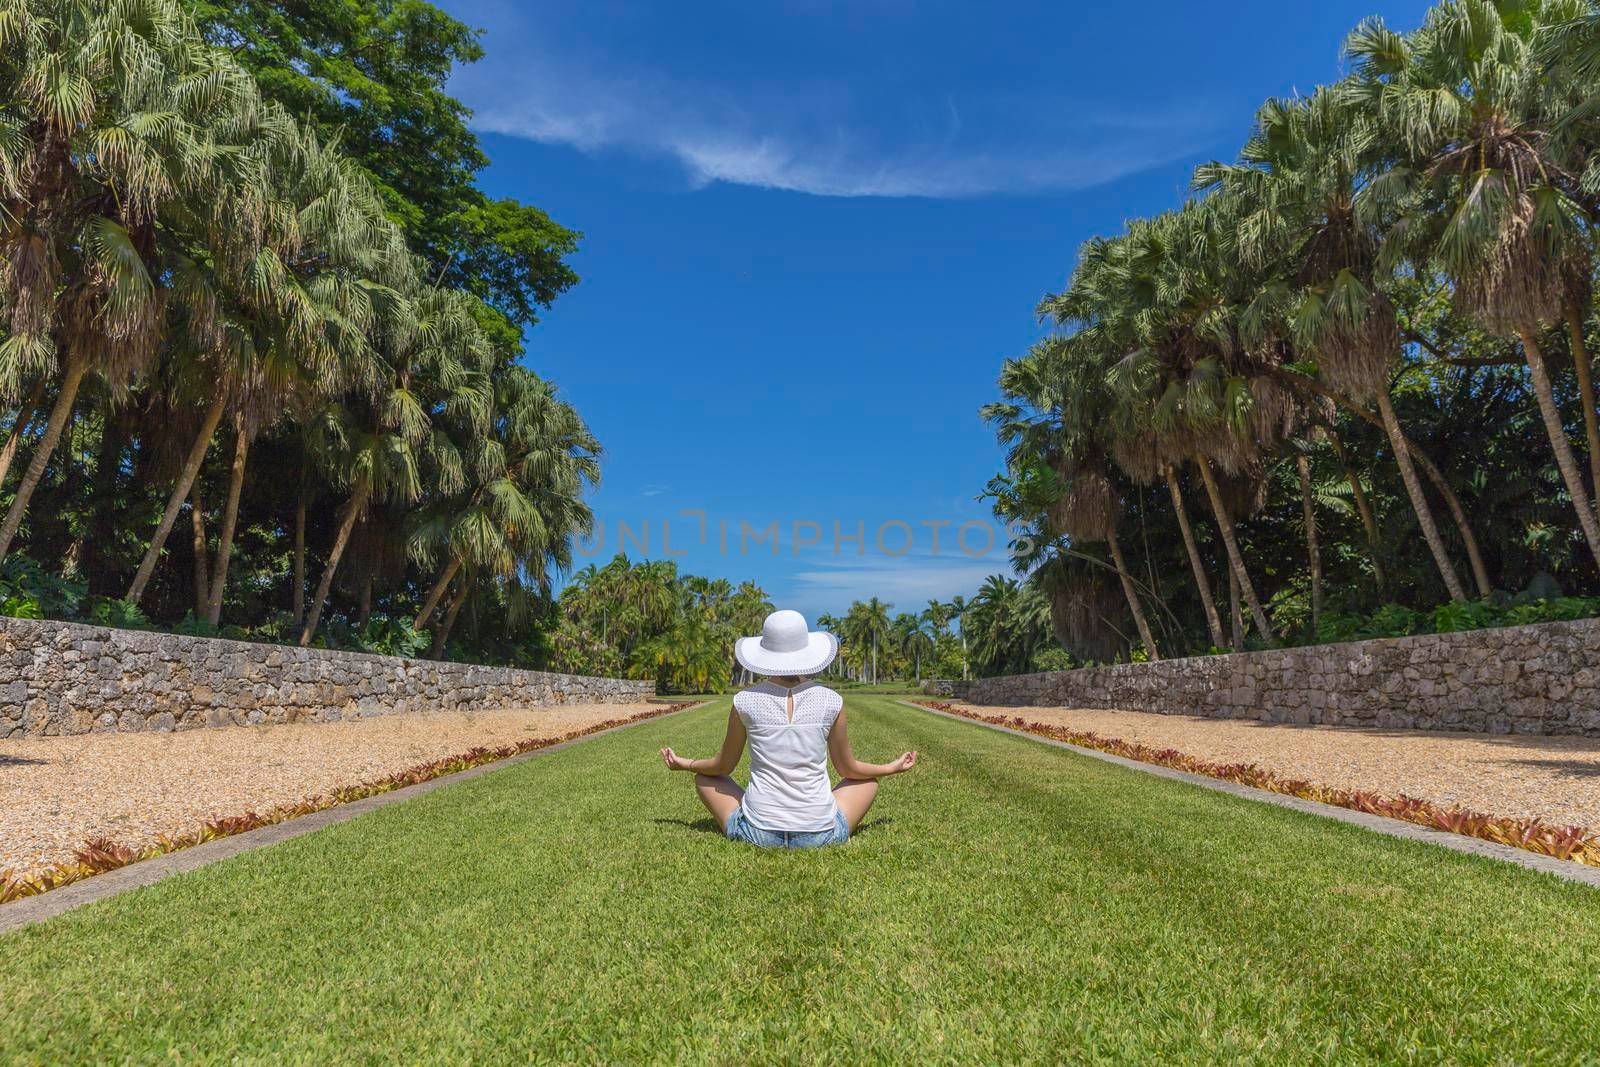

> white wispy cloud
[454,31,1222,199]
[786,556,1008,617]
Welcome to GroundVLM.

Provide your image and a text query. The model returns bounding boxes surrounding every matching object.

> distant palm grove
[0,0,597,665]
[985,0,1600,664]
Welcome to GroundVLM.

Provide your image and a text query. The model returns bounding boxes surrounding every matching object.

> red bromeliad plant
[915,701,1600,868]
[0,704,695,904]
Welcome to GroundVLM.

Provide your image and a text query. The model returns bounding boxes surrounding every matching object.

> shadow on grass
[653,816,721,834]
[0,754,47,767]
[652,815,896,839]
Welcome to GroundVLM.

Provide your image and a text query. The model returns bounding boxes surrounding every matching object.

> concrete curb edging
[899,701,1600,888]
[0,701,713,935]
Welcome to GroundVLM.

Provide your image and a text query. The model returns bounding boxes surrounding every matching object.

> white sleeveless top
[733,681,843,833]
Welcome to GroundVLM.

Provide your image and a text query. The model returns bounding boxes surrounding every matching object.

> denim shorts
[725,807,849,849]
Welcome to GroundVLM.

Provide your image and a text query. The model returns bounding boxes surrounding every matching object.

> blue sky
[439,0,1435,623]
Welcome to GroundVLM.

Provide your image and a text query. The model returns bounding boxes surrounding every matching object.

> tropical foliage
[549,556,773,693]
[0,0,596,663]
[824,584,1063,682]
[986,0,1600,663]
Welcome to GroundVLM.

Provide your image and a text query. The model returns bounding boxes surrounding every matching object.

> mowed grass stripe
[1,696,1596,1063]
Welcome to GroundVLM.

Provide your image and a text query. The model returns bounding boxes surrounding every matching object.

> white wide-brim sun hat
[734,609,838,676]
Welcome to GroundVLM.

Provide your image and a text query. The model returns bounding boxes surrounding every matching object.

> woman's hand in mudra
[890,751,917,774]
[660,747,694,771]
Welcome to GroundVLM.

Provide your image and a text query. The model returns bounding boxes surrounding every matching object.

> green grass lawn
[2,696,1597,1063]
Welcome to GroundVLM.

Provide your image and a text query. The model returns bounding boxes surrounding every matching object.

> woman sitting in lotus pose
[659,609,917,848]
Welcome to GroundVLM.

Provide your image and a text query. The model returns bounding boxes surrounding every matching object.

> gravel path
[952,703,1600,829]
[0,703,665,878]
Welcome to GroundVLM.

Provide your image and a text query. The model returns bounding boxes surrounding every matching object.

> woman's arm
[660,709,746,775]
[827,708,917,780]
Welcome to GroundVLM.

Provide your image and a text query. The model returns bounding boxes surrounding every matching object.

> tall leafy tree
[1348,2,1600,569]
[987,337,1164,658]
[1196,88,1480,600]
[191,0,580,344]
[0,0,260,560]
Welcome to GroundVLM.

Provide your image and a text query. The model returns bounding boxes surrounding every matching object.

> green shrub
[1501,596,1600,626]
[1432,598,1504,634]
[1316,603,1430,643]
[1029,646,1077,672]
[1314,596,1599,645]
[83,597,148,630]
[338,615,430,659]
[0,557,84,620]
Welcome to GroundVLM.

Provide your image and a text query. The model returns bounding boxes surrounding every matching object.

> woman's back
[732,680,843,833]
[659,608,916,849]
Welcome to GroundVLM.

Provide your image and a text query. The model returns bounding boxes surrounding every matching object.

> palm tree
[412,365,600,655]
[1196,87,1479,599]
[947,594,971,680]
[892,612,935,683]
[987,337,1164,659]
[0,0,261,561]
[1163,464,1227,647]
[815,611,844,681]
[299,285,427,645]
[1294,446,1324,636]
[1052,208,1279,643]
[964,575,1050,675]
[1540,5,1600,507]
[844,597,893,684]
[1347,4,1600,570]
[124,115,400,609]
[0,379,46,488]
[203,124,407,625]
[727,581,773,684]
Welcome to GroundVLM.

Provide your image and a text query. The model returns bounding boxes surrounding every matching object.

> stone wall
[0,616,653,737]
[926,617,1600,737]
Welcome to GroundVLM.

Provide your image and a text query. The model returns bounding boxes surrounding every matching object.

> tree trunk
[1228,565,1244,649]
[300,484,370,646]
[0,379,47,489]
[1567,308,1600,509]
[1327,430,1385,590]
[125,389,228,605]
[1520,327,1600,570]
[1374,389,1471,602]
[356,567,374,628]
[1345,466,1384,589]
[292,476,307,627]
[1405,447,1492,598]
[1271,367,1483,596]
[412,555,462,630]
[0,351,88,560]
[1166,466,1226,648]
[1296,453,1322,639]
[190,482,210,617]
[83,401,128,593]
[204,416,250,626]
[1194,454,1276,645]
[871,631,878,685]
[1106,527,1160,660]
[430,580,470,658]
